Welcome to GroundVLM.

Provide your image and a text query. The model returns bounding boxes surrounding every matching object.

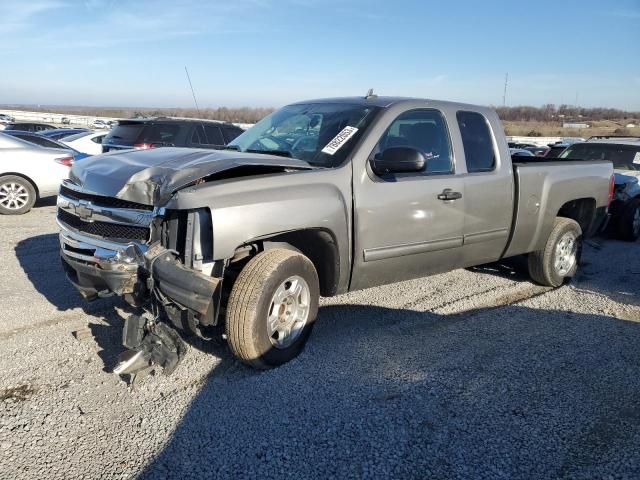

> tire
[0,175,37,215]
[225,248,320,369]
[616,198,640,242]
[528,217,582,287]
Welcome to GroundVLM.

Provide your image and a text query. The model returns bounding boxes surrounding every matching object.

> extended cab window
[374,109,453,175]
[456,111,496,172]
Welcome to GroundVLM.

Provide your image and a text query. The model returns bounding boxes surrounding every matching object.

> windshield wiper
[246,149,292,158]
[223,145,240,151]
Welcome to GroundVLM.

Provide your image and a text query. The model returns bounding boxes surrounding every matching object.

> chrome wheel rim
[0,182,29,210]
[554,232,578,276]
[632,207,640,237]
[267,275,310,349]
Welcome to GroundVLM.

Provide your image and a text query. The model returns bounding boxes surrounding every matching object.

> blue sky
[1,0,639,109]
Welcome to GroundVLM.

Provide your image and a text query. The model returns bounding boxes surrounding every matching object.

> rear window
[106,124,145,144]
[560,143,640,171]
[140,124,180,145]
[15,134,61,149]
[456,111,496,172]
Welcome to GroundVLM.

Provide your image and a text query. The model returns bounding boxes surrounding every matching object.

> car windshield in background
[560,143,640,171]
[105,124,145,144]
[63,132,93,142]
[227,103,380,167]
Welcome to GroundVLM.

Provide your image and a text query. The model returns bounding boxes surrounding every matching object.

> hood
[69,147,314,205]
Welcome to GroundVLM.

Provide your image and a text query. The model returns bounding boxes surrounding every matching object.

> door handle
[437,189,462,201]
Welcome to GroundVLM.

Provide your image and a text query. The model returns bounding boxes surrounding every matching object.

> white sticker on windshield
[633,152,640,164]
[321,126,359,155]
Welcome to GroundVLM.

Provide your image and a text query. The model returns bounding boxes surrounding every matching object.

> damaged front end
[57,180,222,381]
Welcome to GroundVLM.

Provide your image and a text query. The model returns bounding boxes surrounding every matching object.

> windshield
[227,103,379,167]
[560,143,640,171]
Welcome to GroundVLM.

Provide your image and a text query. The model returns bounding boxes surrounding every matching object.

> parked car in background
[3,131,90,161]
[41,128,90,140]
[545,143,570,158]
[101,117,244,153]
[0,133,73,214]
[524,146,549,156]
[57,96,613,374]
[559,136,640,241]
[510,148,535,157]
[61,131,108,155]
[0,114,15,123]
[92,119,111,130]
[61,117,71,125]
[4,122,56,133]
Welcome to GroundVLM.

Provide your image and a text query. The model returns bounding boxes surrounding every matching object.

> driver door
[351,108,466,290]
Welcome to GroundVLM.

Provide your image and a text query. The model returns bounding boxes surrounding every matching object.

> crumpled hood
[69,147,314,205]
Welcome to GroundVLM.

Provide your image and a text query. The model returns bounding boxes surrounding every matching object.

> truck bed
[504,159,612,258]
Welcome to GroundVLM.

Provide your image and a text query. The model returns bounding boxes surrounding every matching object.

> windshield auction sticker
[633,152,640,165]
[321,126,359,155]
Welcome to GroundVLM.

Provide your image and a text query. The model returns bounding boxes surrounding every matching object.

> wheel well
[234,229,341,297]
[557,198,595,234]
[0,172,39,199]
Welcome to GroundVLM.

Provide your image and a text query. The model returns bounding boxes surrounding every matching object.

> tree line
[3,104,638,124]
[495,104,640,122]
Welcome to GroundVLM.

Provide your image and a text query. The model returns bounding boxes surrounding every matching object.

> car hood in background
[614,170,640,185]
[68,147,314,205]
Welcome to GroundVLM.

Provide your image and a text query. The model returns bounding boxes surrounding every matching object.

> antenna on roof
[184,66,201,115]
[365,88,377,99]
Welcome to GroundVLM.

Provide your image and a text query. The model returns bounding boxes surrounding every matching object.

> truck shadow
[137,303,640,479]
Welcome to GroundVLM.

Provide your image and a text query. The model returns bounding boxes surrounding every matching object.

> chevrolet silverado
[56,96,614,377]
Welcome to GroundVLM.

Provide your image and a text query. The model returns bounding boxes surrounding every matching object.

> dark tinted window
[374,109,453,174]
[222,127,242,143]
[141,124,180,145]
[204,125,224,145]
[14,134,62,149]
[106,124,145,144]
[456,111,496,172]
[191,124,206,145]
[560,143,640,171]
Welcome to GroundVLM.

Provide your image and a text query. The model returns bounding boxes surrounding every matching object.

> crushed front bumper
[59,227,219,315]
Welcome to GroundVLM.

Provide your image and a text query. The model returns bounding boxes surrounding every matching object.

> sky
[1,0,639,110]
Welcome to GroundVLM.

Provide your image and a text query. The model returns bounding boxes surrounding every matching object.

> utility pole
[502,73,509,107]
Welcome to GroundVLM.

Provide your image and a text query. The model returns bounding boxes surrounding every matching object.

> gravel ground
[1,201,639,479]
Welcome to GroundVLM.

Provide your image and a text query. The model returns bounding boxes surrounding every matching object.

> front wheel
[225,249,320,369]
[617,198,640,242]
[528,217,582,287]
[0,175,37,215]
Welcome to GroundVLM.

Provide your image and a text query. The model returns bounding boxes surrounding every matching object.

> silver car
[0,133,73,214]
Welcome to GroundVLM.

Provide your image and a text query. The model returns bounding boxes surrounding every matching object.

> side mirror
[371,147,426,175]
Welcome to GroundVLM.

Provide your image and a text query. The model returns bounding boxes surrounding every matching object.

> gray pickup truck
[57,96,613,375]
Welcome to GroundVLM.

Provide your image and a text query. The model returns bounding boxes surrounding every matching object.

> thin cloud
[0,0,67,33]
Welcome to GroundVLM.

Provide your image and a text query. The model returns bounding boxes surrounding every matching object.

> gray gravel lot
[1,201,639,479]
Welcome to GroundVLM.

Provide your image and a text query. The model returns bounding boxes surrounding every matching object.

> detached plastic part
[113,316,188,381]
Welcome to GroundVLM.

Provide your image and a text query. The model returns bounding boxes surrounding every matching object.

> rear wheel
[0,175,37,215]
[528,217,582,287]
[225,249,320,369]
[617,198,640,242]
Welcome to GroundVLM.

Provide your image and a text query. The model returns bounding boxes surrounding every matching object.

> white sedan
[61,131,107,155]
[0,133,73,214]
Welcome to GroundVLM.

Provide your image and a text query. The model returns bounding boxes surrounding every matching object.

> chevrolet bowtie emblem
[75,201,93,221]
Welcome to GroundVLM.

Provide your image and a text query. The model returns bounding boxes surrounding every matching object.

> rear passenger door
[456,110,513,266]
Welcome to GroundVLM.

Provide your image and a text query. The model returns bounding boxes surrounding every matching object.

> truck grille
[59,185,153,211]
[57,208,150,241]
